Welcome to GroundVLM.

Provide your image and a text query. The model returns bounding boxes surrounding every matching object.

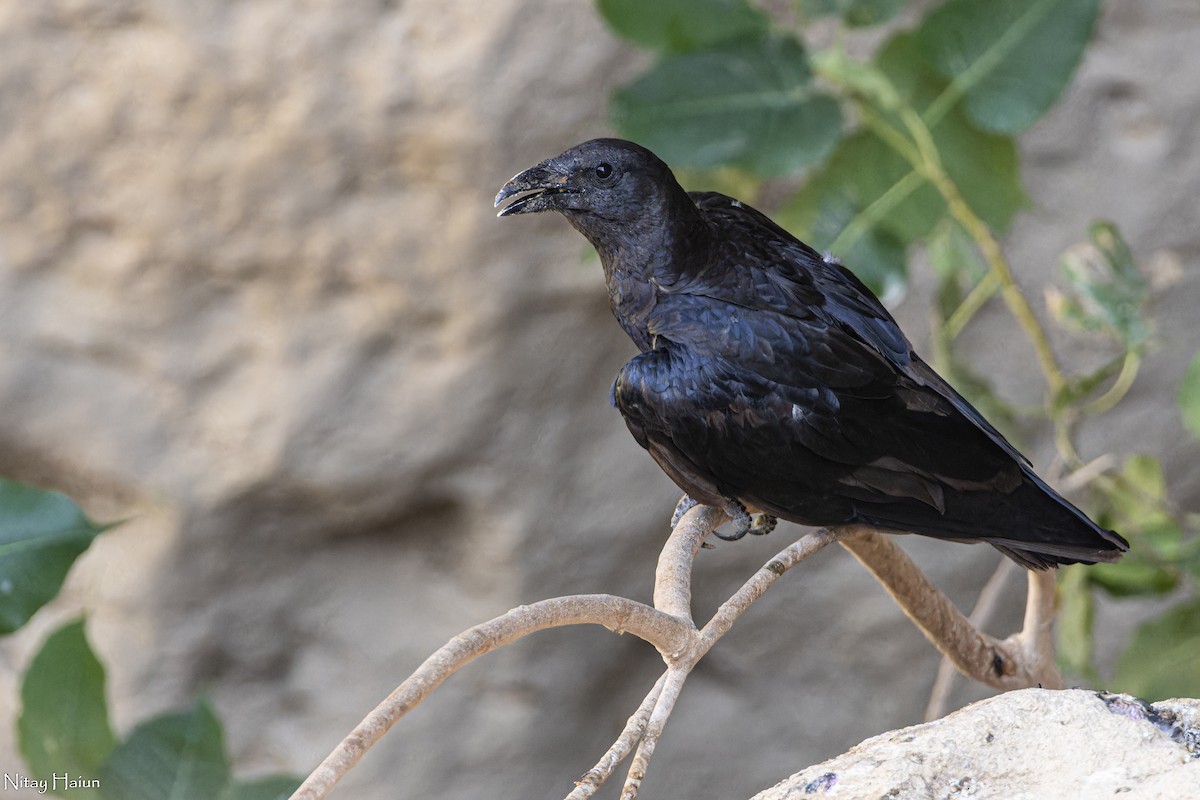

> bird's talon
[670,494,699,529]
[713,498,754,541]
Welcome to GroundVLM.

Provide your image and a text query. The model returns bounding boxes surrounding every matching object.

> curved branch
[654,505,726,620]
[840,530,1063,690]
[292,594,692,800]
[924,557,1017,720]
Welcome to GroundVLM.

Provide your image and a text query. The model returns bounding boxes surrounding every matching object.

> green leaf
[830,131,944,244]
[1095,455,1183,561]
[797,0,906,28]
[223,775,304,800]
[796,35,1025,277]
[99,698,232,800]
[596,0,768,53]
[931,107,1026,234]
[776,135,909,298]
[1123,454,1167,502]
[917,0,1103,133]
[875,34,1028,234]
[1178,351,1200,439]
[1113,598,1200,700]
[0,479,110,634]
[18,619,115,799]
[1049,222,1148,346]
[778,114,1021,297]
[1087,560,1178,598]
[1056,565,1097,683]
[612,33,844,177]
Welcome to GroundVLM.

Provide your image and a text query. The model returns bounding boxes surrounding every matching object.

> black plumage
[495,138,1128,569]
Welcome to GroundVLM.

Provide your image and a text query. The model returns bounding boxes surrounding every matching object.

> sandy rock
[752,689,1200,800]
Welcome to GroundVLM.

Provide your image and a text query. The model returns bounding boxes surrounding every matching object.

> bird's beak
[494,162,574,217]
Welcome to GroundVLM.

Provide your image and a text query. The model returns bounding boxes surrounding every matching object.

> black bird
[494,139,1128,569]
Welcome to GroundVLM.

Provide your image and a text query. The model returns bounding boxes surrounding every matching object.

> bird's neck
[581,190,710,352]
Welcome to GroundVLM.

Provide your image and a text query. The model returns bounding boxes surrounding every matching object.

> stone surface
[751,689,1200,800]
[0,2,1197,800]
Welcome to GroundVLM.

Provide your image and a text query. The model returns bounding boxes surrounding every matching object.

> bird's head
[494,139,692,245]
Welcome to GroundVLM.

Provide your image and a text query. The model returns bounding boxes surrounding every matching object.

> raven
[495,138,1128,569]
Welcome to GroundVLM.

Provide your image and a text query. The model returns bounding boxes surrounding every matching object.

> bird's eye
[594,162,614,181]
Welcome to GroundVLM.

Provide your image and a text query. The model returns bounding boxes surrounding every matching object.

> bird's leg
[714,498,777,541]
[669,494,699,529]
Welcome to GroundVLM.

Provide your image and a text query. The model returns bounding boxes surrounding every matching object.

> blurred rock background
[0,1,1197,798]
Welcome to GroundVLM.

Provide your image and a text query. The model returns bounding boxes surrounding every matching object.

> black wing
[613,193,1126,567]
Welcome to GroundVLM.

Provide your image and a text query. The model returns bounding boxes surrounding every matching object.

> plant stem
[943,272,1001,341]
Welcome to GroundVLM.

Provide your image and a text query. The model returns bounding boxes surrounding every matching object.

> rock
[751,689,1200,800]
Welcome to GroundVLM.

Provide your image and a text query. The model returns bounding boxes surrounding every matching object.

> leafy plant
[599,0,1200,700]
[1,479,302,799]
[0,480,110,634]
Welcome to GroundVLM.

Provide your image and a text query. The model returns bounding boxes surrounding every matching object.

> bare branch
[295,508,1063,800]
[620,668,690,800]
[292,595,692,800]
[566,674,668,800]
[1014,567,1063,689]
[700,526,849,646]
[840,531,1062,690]
[654,505,727,619]
[612,525,848,798]
[924,557,1018,721]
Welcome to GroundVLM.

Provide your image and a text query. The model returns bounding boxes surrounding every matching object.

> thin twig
[617,522,847,799]
[566,674,668,800]
[291,595,692,800]
[1081,350,1141,416]
[943,271,1001,341]
[620,668,690,800]
[700,526,848,646]
[924,557,1017,721]
[1059,453,1117,494]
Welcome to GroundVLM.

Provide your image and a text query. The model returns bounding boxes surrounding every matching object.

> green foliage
[224,775,305,800]
[1179,351,1200,439]
[18,619,115,800]
[1113,598,1200,700]
[599,0,1200,700]
[775,132,910,296]
[797,0,905,28]
[916,0,1103,133]
[0,479,109,634]
[597,0,768,52]
[1048,222,1148,347]
[1056,565,1097,684]
[100,695,229,800]
[100,698,231,800]
[612,33,843,176]
[3,487,304,796]
[15,618,305,799]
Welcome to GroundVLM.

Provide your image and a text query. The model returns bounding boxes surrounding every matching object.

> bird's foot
[670,495,700,529]
[714,499,777,541]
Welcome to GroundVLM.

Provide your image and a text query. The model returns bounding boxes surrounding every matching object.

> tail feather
[856,467,1128,570]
